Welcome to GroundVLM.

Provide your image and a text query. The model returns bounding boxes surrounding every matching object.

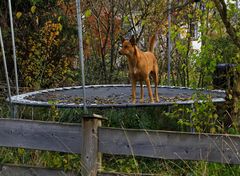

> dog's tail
[148,34,158,53]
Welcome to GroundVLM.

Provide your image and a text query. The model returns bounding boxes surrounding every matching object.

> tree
[211,0,240,128]
[212,0,240,48]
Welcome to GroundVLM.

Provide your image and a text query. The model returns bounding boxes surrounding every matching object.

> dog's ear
[130,35,136,46]
[119,36,125,43]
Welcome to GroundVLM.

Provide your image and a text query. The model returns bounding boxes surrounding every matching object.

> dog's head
[119,35,136,56]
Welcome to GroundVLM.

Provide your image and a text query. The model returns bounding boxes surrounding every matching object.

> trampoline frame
[9,84,226,109]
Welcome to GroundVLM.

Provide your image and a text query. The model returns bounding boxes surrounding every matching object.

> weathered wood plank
[99,128,240,164]
[0,118,82,153]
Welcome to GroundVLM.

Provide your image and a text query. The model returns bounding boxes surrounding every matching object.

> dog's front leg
[140,81,144,103]
[131,79,136,104]
[146,77,154,103]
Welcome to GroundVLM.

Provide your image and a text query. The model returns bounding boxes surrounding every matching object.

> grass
[103,156,240,175]
[1,147,239,175]
[0,95,239,175]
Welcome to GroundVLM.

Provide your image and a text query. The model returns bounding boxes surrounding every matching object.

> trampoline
[10,84,226,109]
[2,1,226,111]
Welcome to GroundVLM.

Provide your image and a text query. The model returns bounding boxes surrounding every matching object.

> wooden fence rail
[0,118,82,154]
[99,128,240,164]
[0,118,239,164]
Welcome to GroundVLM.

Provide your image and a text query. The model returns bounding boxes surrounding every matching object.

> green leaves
[188,13,193,19]
[31,5,37,14]
[85,9,92,18]
[16,12,22,19]
[206,1,215,9]
[30,0,43,5]
[181,93,221,133]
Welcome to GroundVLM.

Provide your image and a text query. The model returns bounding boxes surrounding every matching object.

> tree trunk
[212,0,240,48]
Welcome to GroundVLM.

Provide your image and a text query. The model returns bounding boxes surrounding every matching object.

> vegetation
[0,0,240,175]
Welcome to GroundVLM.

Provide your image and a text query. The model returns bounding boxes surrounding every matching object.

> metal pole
[167,0,172,85]
[8,0,19,95]
[76,0,87,114]
[0,27,12,103]
[0,27,16,118]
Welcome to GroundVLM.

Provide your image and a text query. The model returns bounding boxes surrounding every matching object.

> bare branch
[212,0,240,48]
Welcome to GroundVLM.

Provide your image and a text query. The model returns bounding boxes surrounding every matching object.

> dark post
[81,114,105,176]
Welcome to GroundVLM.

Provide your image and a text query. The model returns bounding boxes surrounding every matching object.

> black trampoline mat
[10,84,226,108]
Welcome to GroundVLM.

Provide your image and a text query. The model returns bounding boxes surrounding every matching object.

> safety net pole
[8,0,19,95]
[0,27,12,106]
[167,0,172,85]
[76,0,87,114]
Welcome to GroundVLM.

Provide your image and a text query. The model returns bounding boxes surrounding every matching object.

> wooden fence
[0,116,239,175]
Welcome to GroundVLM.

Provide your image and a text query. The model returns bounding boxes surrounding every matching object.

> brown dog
[119,35,159,103]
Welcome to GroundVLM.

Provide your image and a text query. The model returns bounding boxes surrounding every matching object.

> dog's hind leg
[152,71,159,102]
[145,77,154,103]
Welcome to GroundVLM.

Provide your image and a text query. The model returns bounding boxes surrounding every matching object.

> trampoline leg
[190,104,195,132]
[10,104,18,118]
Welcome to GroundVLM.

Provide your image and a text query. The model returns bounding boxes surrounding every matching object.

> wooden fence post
[81,114,105,176]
